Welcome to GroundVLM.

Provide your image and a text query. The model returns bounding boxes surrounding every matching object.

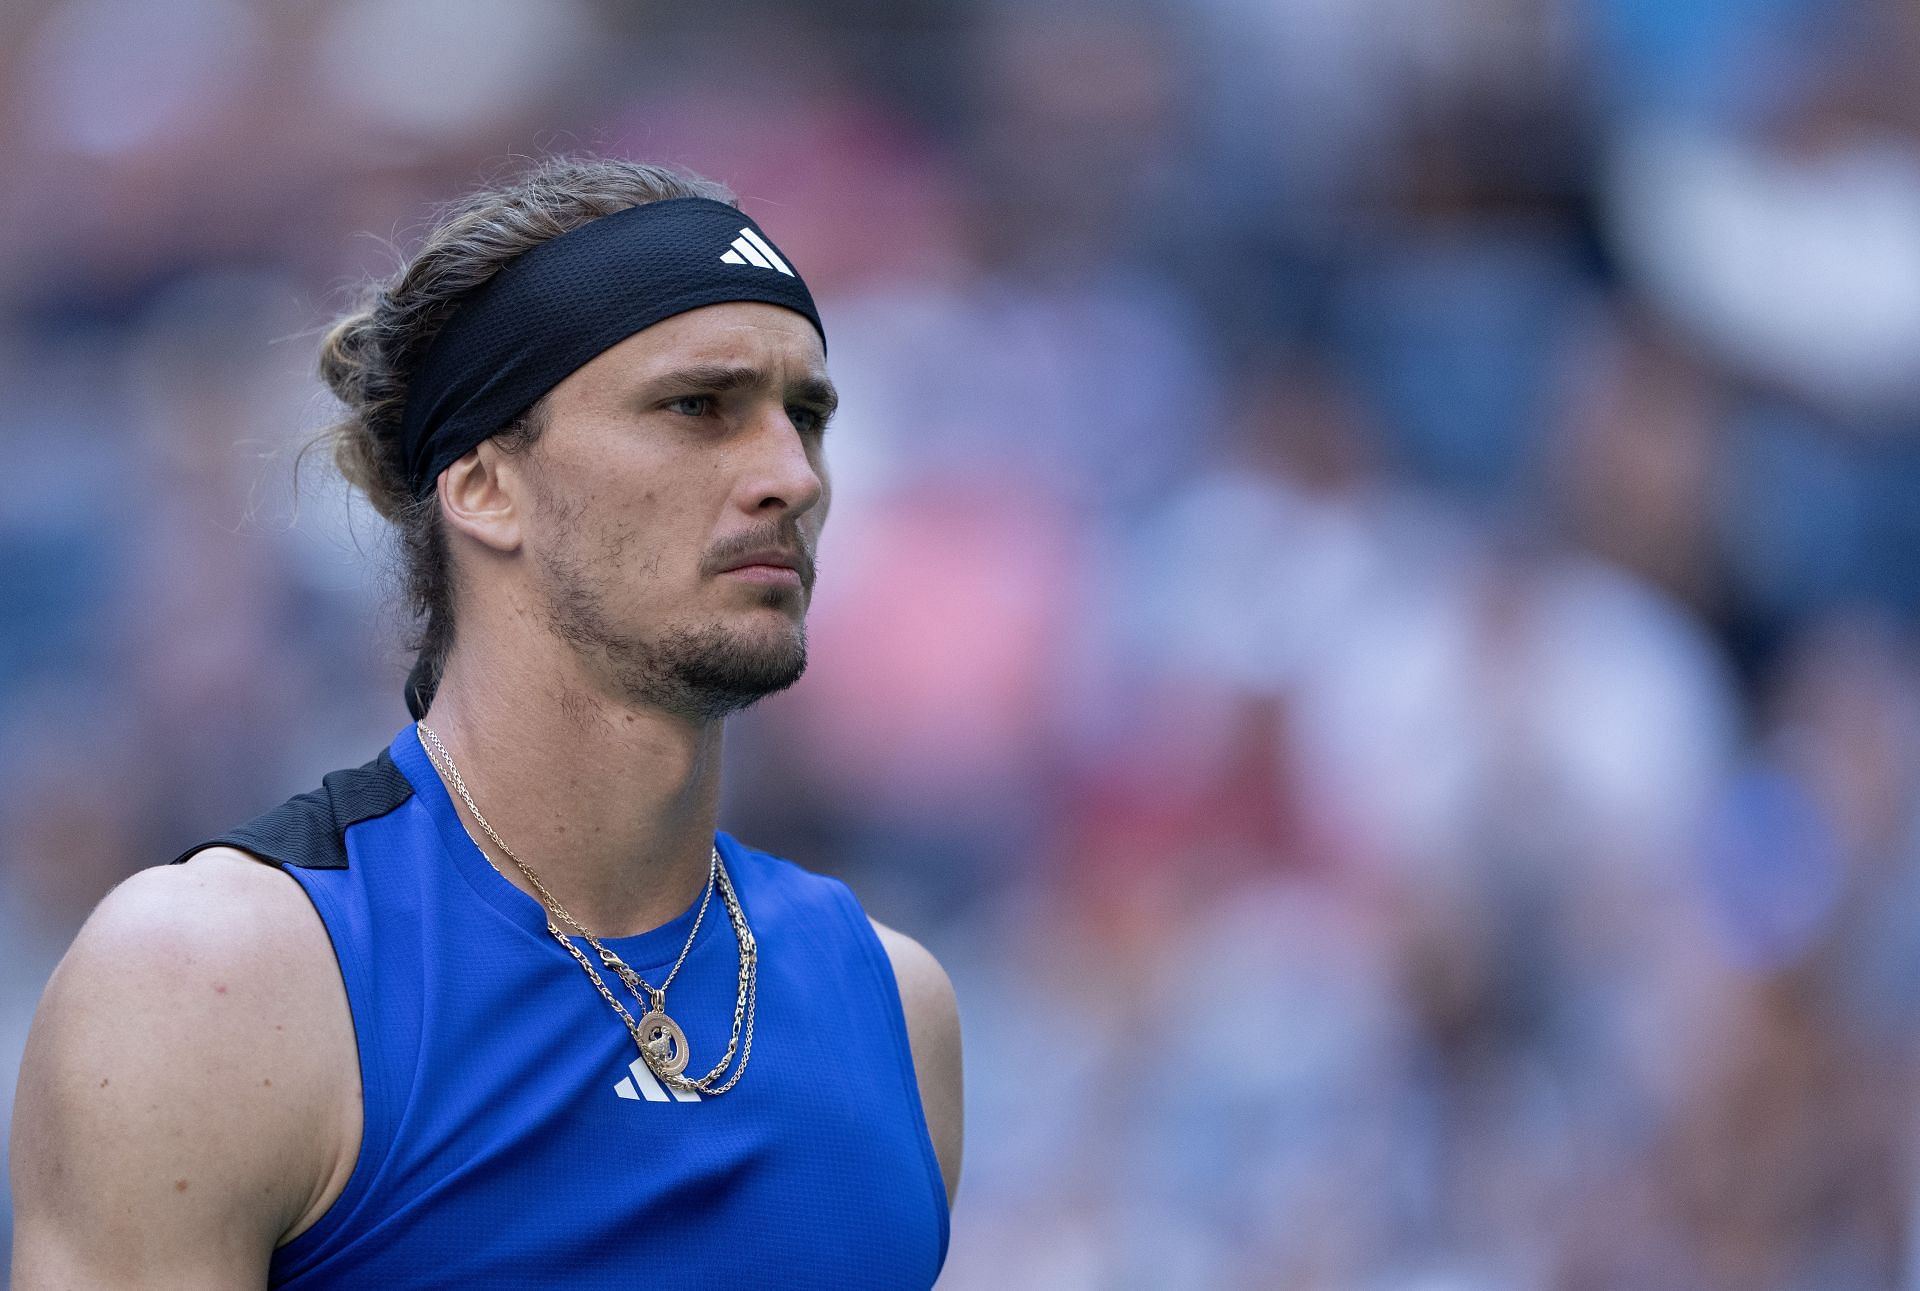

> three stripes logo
[718,226,794,277]
[614,1054,702,1104]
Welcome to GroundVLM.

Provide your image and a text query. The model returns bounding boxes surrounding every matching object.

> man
[10,157,961,1288]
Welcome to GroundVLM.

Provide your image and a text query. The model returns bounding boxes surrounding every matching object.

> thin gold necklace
[418,722,757,1095]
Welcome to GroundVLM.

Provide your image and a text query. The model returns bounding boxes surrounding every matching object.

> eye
[666,394,714,417]
[788,405,830,437]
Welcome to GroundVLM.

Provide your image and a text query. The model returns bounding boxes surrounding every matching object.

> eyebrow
[646,363,839,415]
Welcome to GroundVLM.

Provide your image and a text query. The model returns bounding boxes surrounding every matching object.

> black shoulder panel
[171,749,415,870]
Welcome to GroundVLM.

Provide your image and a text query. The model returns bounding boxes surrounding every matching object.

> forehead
[557,301,828,401]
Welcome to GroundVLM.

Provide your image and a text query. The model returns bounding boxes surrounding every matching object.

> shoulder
[61,847,347,1033]
[868,917,964,1208]
[34,849,350,1088]
[734,847,961,1097]
[867,918,959,1028]
[716,844,960,1057]
[10,849,359,1280]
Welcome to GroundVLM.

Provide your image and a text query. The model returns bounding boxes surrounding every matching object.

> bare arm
[9,850,359,1291]
[870,919,964,1209]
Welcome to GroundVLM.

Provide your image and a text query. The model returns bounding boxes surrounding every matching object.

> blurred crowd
[6,0,1920,1286]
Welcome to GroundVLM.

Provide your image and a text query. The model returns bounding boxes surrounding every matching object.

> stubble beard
[536,545,809,723]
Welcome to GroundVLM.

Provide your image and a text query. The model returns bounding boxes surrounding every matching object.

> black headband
[398,196,824,499]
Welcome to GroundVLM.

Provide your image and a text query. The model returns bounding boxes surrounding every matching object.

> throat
[413,694,727,940]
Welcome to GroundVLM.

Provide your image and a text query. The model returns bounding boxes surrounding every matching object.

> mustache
[703,524,818,586]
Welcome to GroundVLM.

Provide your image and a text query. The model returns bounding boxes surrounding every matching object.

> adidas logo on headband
[719,226,795,277]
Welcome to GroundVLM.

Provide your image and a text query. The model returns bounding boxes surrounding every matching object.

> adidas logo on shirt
[718,227,794,276]
[614,1054,703,1103]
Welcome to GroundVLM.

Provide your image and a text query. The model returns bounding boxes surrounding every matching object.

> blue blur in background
[4,0,1920,1287]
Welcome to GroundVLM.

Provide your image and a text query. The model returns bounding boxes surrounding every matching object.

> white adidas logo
[614,1054,703,1103]
[719,227,794,276]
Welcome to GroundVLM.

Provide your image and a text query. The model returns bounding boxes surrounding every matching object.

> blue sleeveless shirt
[176,725,949,1288]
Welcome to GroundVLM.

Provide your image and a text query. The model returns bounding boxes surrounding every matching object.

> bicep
[10,864,337,1290]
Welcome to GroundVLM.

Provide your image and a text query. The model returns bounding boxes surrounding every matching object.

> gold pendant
[636,1009,690,1077]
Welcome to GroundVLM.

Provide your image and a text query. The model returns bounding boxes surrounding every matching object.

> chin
[742,581,807,611]
[614,616,809,720]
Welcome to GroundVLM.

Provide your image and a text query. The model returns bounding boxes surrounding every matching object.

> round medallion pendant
[636,1009,690,1077]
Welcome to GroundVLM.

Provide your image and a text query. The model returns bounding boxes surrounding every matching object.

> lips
[714,545,811,589]
[717,549,802,574]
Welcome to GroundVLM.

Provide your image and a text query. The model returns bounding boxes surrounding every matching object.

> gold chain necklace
[418,723,757,1095]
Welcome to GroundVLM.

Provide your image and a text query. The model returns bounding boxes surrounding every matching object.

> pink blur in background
[4,1,1920,1287]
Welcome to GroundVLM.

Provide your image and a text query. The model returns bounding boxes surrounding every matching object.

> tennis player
[10,157,960,1288]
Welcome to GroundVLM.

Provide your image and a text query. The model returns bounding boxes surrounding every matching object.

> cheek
[809,456,833,517]
[599,492,720,588]
[529,475,646,571]
[599,493,695,578]
[595,516,646,568]
[529,438,724,578]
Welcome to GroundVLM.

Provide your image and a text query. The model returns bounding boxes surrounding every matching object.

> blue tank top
[175,724,949,1288]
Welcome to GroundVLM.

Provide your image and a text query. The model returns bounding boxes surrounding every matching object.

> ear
[436,441,524,554]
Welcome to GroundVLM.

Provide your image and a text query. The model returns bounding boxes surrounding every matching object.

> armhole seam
[264,852,395,1278]
[827,878,953,1273]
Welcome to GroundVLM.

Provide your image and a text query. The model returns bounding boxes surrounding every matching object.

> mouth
[713,539,813,590]
[720,563,804,589]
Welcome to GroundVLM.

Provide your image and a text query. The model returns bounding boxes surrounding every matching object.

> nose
[739,400,825,519]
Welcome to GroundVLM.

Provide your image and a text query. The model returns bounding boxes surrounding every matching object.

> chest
[274,899,946,1289]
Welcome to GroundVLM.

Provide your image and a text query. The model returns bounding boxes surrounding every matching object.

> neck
[420,635,726,939]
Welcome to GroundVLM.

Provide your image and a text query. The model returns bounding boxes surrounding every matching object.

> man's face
[509,301,834,719]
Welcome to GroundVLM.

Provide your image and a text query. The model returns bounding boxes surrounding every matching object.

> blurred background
[4,0,1920,1286]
